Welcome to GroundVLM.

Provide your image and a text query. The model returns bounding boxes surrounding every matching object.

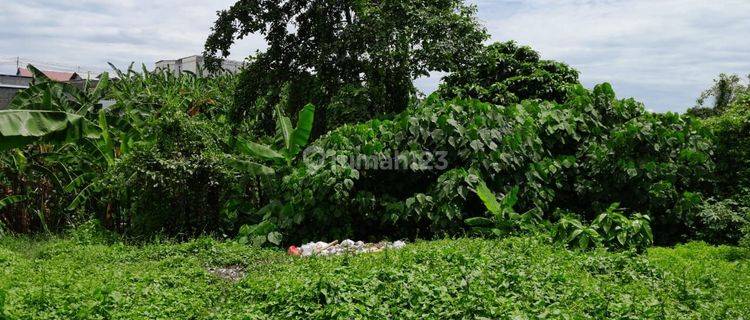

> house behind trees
[155,55,243,75]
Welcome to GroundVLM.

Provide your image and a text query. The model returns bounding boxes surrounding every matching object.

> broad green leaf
[579,235,590,249]
[275,105,294,150]
[237,224,252,238]
[248,220,277,236]
[227,159,275,176]
[288,103,315,156]
[617,232,627,246]
[98,109,115,166]
[267,231,283,246]
[64,173,96,193]
[67,181,96,210]
[569,229,583,242]
[644,225,654,243]
[12,149,27,172]
[26,64,51,82]
[237,139,285,162]
[251,235,267,247]
[501,186,519,211]
[0,110,101,151]
[107,62,126,79]
[0,195,29,210]
[474,180,502,216]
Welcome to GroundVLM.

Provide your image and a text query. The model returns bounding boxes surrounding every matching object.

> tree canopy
[204,0,488,136]
[438,41,580,105]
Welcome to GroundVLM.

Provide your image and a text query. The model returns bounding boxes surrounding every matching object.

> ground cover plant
[1,234,750,319]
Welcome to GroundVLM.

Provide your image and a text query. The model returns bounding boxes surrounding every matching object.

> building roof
[16,68,81,82]
[0,84,29,89]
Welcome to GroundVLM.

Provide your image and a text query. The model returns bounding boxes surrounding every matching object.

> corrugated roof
[16,68,81,82]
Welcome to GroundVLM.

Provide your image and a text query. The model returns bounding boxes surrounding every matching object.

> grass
[1,234,749,319]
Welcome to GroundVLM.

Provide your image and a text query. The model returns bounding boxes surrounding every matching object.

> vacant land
[1,236,748,319]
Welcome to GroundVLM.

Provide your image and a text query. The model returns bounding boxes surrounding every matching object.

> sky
[1,0,749,112]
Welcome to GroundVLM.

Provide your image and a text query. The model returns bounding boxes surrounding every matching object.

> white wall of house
[154,55,243,76]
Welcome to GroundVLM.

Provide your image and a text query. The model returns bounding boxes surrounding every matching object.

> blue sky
[1,0,749,112]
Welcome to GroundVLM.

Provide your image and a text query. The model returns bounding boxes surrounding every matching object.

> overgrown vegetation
[1,0,750,316]
[2,235,750,319]
[2,45,749,250]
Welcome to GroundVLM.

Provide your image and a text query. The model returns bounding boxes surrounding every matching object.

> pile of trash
[288,239,406,257]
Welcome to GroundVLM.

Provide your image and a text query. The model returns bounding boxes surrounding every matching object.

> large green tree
[204,0,487,137]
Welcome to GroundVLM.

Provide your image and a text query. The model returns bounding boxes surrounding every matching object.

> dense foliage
[0,67,251,237]
[438,41,580,105]
[1,0,749,254]
[205,0,488,137]
[2,235,750,319]
[266,81,715,244]
[2,1,750,317]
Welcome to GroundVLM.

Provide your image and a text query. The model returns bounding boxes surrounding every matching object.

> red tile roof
[16,68,81,82]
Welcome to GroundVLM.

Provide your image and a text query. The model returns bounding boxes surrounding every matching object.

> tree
[204,0,488,137]
[438,41,580,105]
[689,73,750,117]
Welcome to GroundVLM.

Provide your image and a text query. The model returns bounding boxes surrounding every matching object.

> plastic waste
[287,239,406,257]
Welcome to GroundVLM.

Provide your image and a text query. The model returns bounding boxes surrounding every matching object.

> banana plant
[0,110,101,152]
[590,203,653,250]
[464,179,543,236]
[0,148,66,234]
[0,65,111,229]
[1,64,109,152]
[231,104,315,247]
[235,103,316,170]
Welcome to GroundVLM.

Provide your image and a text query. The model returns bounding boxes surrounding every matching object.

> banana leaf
[0,110,101,151]
[288,103,315,156]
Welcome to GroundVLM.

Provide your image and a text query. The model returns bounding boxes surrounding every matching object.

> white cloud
[0,0,265,74]
[1,0,748,111]
[472,0,750,111]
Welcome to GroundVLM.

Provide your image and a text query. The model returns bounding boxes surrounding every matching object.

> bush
[270,83,654,242]
[691,198,749,244]
[575,112,715,243]
[106,112,241,237]
[553,204,653,251]
[260,78,719,245]
[704,100,750,197]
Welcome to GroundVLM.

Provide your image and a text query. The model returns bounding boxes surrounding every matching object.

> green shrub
[692,197,750,245]
[264,80,716,244]
[553,204,653,251]
[464,178,544,236]
[575,112,715,243]
[705,100,750,197]
[271,83,651,242]
[106,112,241,237]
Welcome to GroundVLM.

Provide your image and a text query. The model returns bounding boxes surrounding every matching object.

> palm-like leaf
[288,103,315,156]
[0,110,101,151]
